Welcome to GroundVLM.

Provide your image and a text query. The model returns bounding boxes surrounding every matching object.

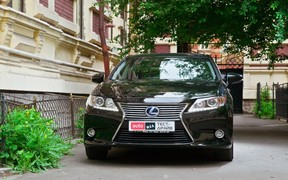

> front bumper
[84,104,233,150]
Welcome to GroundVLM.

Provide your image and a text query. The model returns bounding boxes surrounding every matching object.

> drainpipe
[99,1,110,79]
[79,0,84,39]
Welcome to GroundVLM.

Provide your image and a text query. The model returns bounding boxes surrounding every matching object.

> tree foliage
[108,0,288,66]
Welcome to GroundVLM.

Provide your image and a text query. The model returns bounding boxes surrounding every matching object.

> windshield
[111,56,218,81]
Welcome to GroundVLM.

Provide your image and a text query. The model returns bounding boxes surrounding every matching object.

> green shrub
[254,85,275,119]
[75,107,85,138]
[0,108,73,173]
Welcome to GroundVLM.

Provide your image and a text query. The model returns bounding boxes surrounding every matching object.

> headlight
[86,95,118,112]
[188,96,226,112]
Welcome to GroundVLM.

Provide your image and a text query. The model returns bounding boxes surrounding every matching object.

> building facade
[0,0,127,94]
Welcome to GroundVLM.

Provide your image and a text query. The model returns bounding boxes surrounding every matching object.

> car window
[159,58,216,81]
[111,56,218,81]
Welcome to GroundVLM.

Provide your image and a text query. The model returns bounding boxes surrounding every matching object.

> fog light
[87,128,96,137]
[215,129,225,139]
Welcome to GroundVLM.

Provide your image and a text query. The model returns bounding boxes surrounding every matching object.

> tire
[216,145,233,161]
[85,147,108,160]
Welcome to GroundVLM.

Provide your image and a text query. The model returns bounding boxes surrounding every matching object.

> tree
[108,0,288,66]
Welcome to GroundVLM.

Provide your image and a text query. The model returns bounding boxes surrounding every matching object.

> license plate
[129,121,175,133]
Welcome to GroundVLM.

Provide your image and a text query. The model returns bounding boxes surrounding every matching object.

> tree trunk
[177,42,191,53]
[99,1,110,79]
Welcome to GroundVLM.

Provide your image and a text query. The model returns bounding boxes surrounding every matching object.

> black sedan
[84,53,233,161]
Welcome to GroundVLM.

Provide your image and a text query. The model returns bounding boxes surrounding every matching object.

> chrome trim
[112,102,126,141]
[145,106,160,117]
[179,103,194,142]
[120,103,185,121]
[112,103,194,143]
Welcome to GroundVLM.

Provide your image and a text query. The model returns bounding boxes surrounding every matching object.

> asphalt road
[5,114,288,180]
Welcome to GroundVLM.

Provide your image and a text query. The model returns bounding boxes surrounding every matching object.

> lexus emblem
[145,106,160,117]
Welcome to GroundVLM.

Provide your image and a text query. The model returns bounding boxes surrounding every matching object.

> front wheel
[85,147,108,160]
[215,145,233,161]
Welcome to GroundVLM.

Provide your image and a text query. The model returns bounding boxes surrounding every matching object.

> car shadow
[90,147,229,167]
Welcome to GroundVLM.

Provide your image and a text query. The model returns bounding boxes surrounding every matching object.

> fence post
[256,83,261,113]
[70,93,76,139]
[272,83,278,116]
[1,93,4,125]
[0,93,6,165]
[286,83,288,119]
[33,96,37,110]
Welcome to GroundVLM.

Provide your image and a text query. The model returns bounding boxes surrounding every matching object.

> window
[154,45,170,53]
[92,11,109,38]
[7,0,24,12]
[111,56,217,81]
[39,0,48,7]
[119,28,125,46]
[55,0,73,22]
[199,44,210,50]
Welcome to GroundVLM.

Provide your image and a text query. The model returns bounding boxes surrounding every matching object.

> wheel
[85,147,108,160]
[215,145,233,161]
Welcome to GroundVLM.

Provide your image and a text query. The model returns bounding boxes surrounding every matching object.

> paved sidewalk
[234,113,287,127]
[0,114,288,179]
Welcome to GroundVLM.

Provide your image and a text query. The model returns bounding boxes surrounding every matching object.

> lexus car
[84,53,233,161]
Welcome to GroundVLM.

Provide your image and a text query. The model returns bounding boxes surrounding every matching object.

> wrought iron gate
[275,83,288,120]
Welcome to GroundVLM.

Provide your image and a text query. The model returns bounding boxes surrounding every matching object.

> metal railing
[256,82,288,120]
[0,91,87,165]
[0,92,87,155]
[255,83,276,118]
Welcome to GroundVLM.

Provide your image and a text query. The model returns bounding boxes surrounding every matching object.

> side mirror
[222,72,243,86]
[221,74,228,85]
[92,73,104,83]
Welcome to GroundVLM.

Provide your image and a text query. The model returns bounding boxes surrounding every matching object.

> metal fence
[275,83,288,120]
[256,83,269,111]
[256,82,288,120]
[0,92,87,141]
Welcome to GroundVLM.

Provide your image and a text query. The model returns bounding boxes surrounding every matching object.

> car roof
[126,53,211,59]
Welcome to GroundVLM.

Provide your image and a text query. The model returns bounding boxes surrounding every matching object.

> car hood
[92,80,222,103]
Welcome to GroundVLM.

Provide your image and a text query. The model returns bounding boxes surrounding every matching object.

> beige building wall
[243,55,288,113]
[0,0,127,94]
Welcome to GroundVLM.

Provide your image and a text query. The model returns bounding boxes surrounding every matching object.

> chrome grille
[113,121,192,144]
[120,103,187,121]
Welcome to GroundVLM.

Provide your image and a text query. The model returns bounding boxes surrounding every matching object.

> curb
[0,168,12,179]
[278,118,288,123]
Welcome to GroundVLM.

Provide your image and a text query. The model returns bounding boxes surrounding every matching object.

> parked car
[84,53,234,161]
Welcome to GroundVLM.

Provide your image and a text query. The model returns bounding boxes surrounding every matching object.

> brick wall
[39,0,48,7]
[92,11,109,38]
[55,0,73,22]
[154,45,170,53]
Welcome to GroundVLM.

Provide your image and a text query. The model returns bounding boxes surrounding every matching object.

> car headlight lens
[105,98,116,108]
[86,95,118,112]
[188,96,227,112]
[94,97,105,107]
